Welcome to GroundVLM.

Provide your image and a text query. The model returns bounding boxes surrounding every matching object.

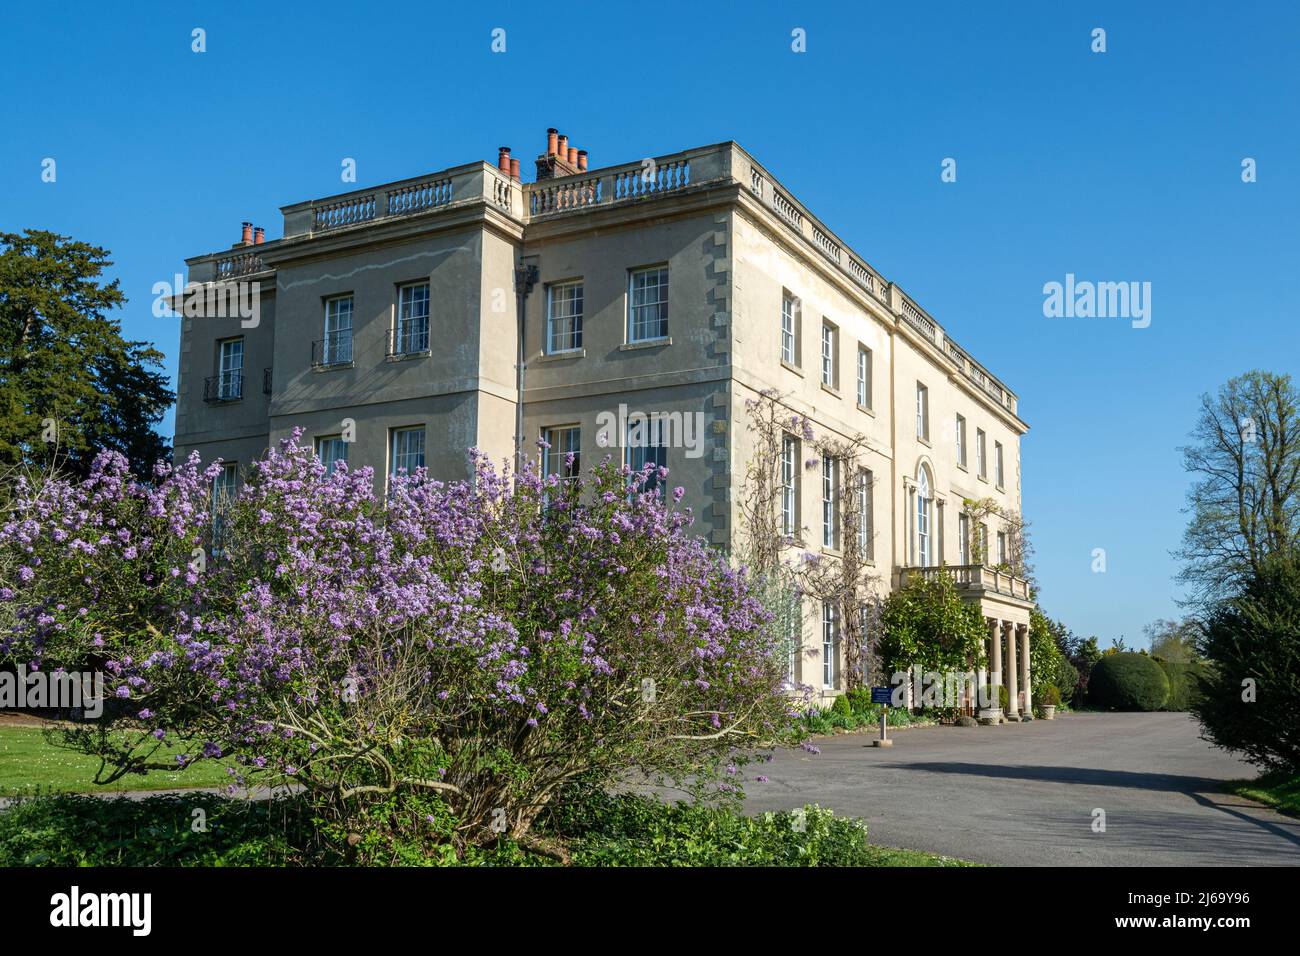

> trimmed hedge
[1089,653,1169,711]
[1156,660,1211,712]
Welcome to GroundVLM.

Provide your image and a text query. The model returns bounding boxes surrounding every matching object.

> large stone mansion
[172,128,1034,712]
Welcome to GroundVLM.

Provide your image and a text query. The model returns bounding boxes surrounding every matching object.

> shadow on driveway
[891,761,1223,794]
[866,759,1300,853]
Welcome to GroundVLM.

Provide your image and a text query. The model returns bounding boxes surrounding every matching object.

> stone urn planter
[1040,704,1056,720]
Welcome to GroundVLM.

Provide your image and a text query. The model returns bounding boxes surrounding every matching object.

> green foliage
[983,684,1010,712]
[1157,660,1211,712]
[1088,653,1170,711]
[544,789,891,867]
[844,687,877,716]
[1030,608,1078,703]
[0,793,320,867]
[1038,684,1061,707]
[801,700,929,735]
[0,230,173,476]
[1076,637,1103,668]
[1193,552,1300,772]
[1073,636,1103,699]
[830,694,853,717]
[0,788,973,868]
[880,573,986,676]
[1051,654,1079,701]
[1144,618,1200,663]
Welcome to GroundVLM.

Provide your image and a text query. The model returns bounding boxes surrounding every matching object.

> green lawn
[854,844,974,866]
[0,724,236,797]
[1225,770,1300,817]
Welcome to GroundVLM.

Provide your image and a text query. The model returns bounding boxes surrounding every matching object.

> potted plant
[1038,684,1061,719]
[977,684,1009,724]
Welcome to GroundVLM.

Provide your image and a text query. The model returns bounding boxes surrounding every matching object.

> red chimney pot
[578,150,588,171]
[253,226,265,245]
[556,133,568,158]
[510,158,521,180]
[497,146,512,174]
[241,221,253,245]
[546,128,558,156]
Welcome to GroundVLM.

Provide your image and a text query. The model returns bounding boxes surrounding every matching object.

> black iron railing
[312,333,353,368]
[388,322,430,357]
[203,372,243,403]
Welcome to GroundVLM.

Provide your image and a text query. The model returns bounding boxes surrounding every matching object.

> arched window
[916,467,932,567]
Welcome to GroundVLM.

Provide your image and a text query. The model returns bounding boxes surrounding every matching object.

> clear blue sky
[3,1,1297,647]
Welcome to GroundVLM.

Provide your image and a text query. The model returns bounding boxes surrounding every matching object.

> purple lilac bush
[0,434,800,852]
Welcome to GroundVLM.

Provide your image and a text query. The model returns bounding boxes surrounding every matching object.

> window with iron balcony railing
[387,322,430,358]
[312,331,353,368]
[203,371,243,403]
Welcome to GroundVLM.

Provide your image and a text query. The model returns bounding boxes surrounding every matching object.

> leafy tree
[1144,617,1200,663]
[1073,635,1103,699]
[880,574,985,688]
[1192,550,1300,772]
[1176,371,1300,608]
[1029,608,1078,703]
[0,230,172,476]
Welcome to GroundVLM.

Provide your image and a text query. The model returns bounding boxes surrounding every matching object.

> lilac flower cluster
[1,434,800,840]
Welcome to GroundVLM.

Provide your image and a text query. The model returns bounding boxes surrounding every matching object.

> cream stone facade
[173,131,1033,714]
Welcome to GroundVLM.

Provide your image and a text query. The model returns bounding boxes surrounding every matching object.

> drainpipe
[513,260,539,475]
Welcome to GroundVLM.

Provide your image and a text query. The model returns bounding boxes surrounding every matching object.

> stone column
[1004,621,1019,719]
[1019,624,1032,715]
[987,618,1001,712]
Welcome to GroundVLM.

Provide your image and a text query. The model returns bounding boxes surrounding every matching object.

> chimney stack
[253,226,265,245]
[241,221,253,245]
[497,146,512,174]
[535,127,585,180]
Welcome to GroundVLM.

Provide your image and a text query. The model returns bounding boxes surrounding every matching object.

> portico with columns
[899,564,1035,721]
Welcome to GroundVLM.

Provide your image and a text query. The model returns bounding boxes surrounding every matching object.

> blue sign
[871,686,893,705]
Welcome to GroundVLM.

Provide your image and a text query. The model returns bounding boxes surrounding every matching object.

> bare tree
[1176,371,1300,608]
[737,390,882,691]
[963,496,1035,584]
